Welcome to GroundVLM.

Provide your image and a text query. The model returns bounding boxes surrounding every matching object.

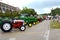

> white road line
[44,30,50,40]
[9,38,16,40]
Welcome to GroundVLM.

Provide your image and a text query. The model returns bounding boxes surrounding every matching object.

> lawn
[50,21,60,29]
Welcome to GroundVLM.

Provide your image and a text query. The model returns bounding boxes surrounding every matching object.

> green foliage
[51,8,60,16]
[41,13,51,16]
[50,21,60,29]
[12,11,19,17]
[5,10,12,17]
[0,10,19,18]
[20,7,37,16]
[0,11,6,17]
[0,7,37,17]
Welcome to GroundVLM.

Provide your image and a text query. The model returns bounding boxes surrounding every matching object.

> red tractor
[38,18,42,22]
[0,18,26,32]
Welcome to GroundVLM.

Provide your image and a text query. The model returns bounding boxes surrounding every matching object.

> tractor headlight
[23,22,26,25]
[23,21,26,25]
[24,22,26,24]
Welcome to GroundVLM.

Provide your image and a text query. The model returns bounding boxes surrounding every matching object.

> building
[0,2,20,13]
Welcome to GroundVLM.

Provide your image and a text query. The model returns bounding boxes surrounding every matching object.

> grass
[50,21,60,29]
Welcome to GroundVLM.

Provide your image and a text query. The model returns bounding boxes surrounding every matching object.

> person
[53,16,55,22]
[58,15,60,22]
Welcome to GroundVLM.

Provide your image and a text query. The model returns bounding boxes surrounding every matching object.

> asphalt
[49,29,60,40]
[0,20,50,40]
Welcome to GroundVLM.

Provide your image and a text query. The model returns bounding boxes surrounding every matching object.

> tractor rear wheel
[1,22,12,32]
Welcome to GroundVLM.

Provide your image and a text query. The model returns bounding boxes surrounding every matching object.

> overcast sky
[0,0,60,14]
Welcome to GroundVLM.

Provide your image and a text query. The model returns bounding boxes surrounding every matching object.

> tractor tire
[33,22,36,25]
[1,22,12,32]
[19,25,26,31]
[28,23,32,27]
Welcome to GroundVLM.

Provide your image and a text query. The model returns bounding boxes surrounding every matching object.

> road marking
[9,38,16,40]
[44,30,50,40]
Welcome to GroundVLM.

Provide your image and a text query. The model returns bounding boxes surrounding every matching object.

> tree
[12,11,19,17]
[20,7,37,16]
[5,10,12,17]
[5,9,19,18]
[51,8,60,16]
[0,11,2,17]
[0,11,6,17]
[0,9,19,18]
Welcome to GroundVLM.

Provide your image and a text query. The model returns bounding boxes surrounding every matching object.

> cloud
[35,6,60,14]
[27,0,60,9]
[1,0,60,14]
[26,0,60,14]
[0,0,35,9]
[35,8,51,14]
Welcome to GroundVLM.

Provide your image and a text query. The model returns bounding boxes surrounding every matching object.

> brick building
[0,2,20,13]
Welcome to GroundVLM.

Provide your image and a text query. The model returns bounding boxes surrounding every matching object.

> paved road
[49,29,60,40]
[0,20,50,40]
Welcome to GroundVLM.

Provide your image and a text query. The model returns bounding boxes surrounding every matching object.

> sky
[0,0,60,14]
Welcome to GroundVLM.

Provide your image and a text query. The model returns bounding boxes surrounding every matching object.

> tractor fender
[2,20,12,25]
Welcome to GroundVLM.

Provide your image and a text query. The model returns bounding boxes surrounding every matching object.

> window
[2,8,5,13]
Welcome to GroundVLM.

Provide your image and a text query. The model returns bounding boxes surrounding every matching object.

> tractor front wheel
[33,22,36,25]
[19,26,26,31]
[28,23,32,27]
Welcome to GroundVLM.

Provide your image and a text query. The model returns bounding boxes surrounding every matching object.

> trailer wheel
[28,23,32,27]
[1,22,12,32]
[19,26,26,31]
